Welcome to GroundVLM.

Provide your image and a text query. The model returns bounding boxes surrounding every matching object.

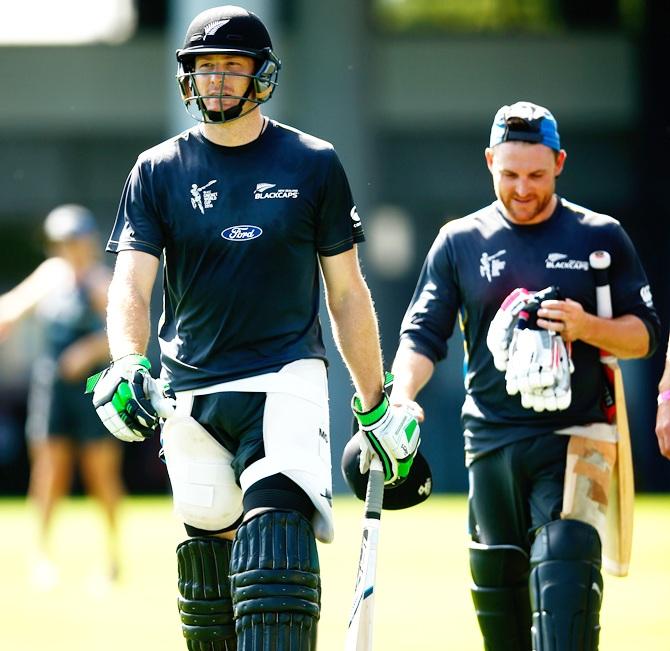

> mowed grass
[1,494,668,650]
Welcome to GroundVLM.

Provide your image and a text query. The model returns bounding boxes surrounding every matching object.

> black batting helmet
[176,5,281,123]
[341,435,433,510]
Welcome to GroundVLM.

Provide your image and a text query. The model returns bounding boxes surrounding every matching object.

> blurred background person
[655,340,670,459]
[0,204,123,589]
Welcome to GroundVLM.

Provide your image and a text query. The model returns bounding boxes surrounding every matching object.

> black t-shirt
[108,120,364,390]
[399,198,660,461]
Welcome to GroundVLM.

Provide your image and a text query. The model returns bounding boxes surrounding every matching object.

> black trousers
[468,433,569,550]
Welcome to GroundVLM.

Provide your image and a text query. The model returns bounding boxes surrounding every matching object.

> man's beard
[502,191,553,223]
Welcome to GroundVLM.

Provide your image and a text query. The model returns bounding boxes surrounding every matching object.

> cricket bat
[589,250,634,577]
[345,455,384,651]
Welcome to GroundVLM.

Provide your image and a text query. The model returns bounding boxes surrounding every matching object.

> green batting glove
[352,373,421,485]
[86,354,175,442]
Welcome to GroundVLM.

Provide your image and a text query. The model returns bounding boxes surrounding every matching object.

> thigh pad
[162,416,243,531]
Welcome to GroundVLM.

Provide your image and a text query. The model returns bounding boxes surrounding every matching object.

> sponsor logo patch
[418,478,432,496]
[545,252,589,270]
[254,182,299,200]
[221,225,263,241]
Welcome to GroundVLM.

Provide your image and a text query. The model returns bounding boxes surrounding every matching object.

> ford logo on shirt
[221,225,263,241]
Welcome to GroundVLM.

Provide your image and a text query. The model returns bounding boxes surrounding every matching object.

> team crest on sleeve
[640,284,654,308]
[480,250,506,282]
[190,180,218,214]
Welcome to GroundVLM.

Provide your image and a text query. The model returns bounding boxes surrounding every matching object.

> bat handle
[589,250,617,364]
[589,250,611,271]
[365,456,385,519]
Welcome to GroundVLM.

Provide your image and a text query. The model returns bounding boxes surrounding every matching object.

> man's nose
[515,178,531,195]
[208,71,224,86]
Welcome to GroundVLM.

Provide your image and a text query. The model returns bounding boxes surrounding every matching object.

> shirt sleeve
[607,222,660,357]
[107,159,164,258]
[399,228,461,363]
[315,150,365,256]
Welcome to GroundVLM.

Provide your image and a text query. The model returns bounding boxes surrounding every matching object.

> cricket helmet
[176,5,281,123]
[43,204,98,242]
[341,434,433,510]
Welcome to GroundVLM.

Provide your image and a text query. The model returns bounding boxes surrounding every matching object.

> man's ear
[485,147,495,172]
[555,149,567,176]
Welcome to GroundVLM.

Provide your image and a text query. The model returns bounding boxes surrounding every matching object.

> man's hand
[86,354,175,442]
[655,397,670,460]
[536,298,590,342]
[352,376,420,485]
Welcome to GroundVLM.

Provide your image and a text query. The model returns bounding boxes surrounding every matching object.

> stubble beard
[502,191,554,224]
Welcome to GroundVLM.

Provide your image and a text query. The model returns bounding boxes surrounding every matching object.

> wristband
[657,390,670,405]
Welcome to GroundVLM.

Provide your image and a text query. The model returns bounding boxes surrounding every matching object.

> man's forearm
[390,345,435,402]
[327,285,384,410]
[658,338,670,392]
[539,300,651,359]
[106,276,151,359]
[580,314,649,359]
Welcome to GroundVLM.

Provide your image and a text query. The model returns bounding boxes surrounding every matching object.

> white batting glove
[518,336,573,412]
[86,354,175,442]
[507,328,557,393]
[355,430,375,475]
[352,376,421,485]
[487,288,533,371]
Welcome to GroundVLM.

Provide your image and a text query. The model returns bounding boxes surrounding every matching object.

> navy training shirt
[399,198,660,463]
[108,120,364,390]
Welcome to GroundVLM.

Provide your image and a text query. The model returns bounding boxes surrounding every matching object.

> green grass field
[1,494,668,650]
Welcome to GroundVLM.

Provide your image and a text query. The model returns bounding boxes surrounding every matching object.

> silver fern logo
[203,19,230,37]
[545,253,588,270]
[254,182,299,200]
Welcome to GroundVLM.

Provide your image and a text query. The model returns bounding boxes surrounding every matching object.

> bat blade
[603,364,634,576]
[345,457,384,651]
[589,250,634,577]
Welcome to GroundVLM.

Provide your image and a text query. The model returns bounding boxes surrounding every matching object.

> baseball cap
[489,101,561,151]
[43,204,98,242]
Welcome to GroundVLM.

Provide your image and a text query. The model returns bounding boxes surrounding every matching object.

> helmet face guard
[175,6,281,124]
[176,50,280,124]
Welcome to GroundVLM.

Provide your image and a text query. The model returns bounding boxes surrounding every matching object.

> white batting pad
[173,359,333,543]
[162,415,243,531]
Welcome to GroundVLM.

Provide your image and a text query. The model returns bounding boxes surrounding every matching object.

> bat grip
[365,456,384,519]
[590,251,616,364]
[595,286,613,320]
